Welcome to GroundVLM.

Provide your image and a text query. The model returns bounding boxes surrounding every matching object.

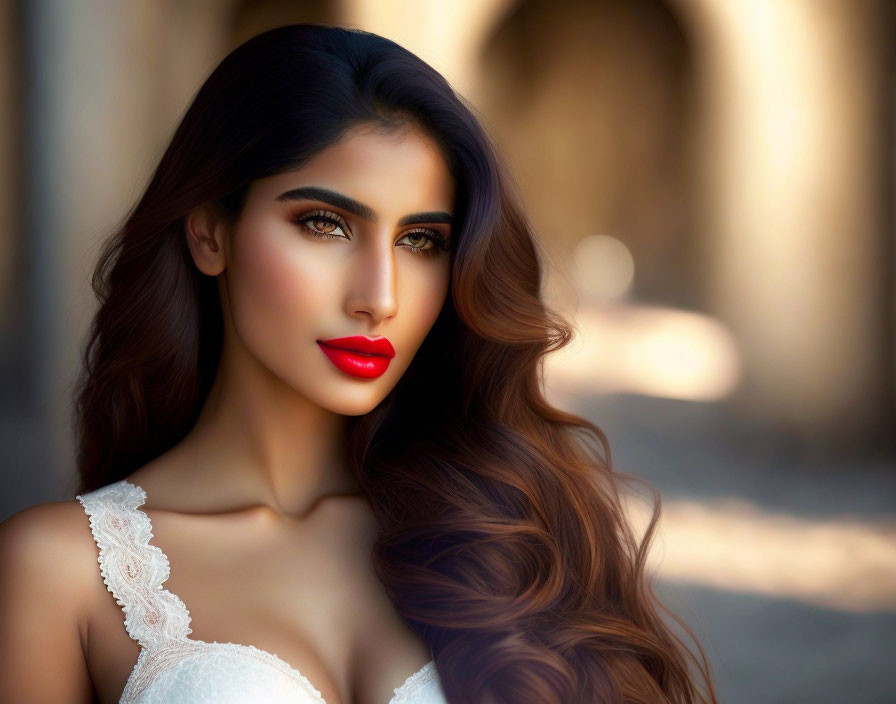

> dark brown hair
[74,23,717,704]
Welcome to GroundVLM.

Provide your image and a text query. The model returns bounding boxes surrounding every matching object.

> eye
[291,209,350,240]
[398,229,451,257]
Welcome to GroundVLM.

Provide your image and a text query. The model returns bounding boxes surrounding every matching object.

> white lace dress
[76,480,447,704]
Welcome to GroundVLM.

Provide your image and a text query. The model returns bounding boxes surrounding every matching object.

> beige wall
[676,0,892,445]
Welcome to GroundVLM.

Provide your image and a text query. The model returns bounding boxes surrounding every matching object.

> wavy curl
[74,23,717,704]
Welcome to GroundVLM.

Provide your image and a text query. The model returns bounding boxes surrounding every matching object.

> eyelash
[291,209,451,257]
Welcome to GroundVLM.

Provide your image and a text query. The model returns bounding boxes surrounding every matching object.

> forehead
[252,125,456,214]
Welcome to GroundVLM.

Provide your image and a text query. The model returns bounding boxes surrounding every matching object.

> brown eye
[405,232,429,247]
[398,228,450,256]
[310,218,337,234]
[291,209,350,240]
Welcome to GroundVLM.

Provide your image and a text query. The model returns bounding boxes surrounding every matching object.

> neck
[169,342,362,520]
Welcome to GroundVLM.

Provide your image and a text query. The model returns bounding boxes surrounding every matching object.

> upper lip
[317,335,396,358]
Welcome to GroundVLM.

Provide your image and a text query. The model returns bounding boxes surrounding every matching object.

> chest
[84,504,433,704]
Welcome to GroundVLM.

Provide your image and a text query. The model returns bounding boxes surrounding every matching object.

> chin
[313,386,393,417]
[329,401,379,417]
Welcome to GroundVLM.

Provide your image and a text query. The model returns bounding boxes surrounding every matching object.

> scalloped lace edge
[78,480,439,704]
[120,640,326,703]
[77,481,192,648]
[391,660,438,703]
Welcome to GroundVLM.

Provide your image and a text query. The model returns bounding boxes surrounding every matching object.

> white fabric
[77,480,447,704]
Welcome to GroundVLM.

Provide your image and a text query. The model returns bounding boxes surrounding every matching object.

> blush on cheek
[228,227,330,374]
[238,223,336,311]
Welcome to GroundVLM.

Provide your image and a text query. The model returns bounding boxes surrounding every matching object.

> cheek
[400,261,450,344]
[228,228,332,350]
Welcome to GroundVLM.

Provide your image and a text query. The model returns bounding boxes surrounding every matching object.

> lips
[317,336,396,358]
[316,335,396,379]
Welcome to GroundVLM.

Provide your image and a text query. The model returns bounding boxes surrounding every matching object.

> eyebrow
[275,186,453,227]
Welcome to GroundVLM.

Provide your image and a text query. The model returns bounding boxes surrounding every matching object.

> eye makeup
[289,208,451,256]
[275,185,454,228]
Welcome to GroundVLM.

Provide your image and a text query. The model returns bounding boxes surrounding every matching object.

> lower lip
[317,343,392,379]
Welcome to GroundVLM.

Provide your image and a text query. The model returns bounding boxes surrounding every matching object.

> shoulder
[0,499,98,702]
[0,497,97,558]
[0,498,99,611]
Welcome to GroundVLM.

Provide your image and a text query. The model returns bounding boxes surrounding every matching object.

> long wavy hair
[73,23,717,704]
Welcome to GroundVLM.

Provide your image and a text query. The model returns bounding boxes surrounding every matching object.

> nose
[345,236,398,325]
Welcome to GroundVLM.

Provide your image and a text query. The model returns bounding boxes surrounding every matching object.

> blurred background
[0,1,893,701]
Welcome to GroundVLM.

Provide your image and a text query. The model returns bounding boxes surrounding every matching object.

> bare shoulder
[0,498,97,702]
[0,497,101,626]
[0,497,98,581]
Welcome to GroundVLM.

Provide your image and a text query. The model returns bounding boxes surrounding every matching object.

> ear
[185,203,228,276]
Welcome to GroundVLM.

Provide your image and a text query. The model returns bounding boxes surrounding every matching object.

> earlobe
[185,205,226,276]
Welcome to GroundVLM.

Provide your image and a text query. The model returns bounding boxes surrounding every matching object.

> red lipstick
[316,335,396,379]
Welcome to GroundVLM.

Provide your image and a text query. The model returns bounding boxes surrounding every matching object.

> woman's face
[214,124,455,416]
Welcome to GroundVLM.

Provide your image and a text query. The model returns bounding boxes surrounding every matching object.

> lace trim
[392,660,439,703]
[76,481,192,648]
[120,640,326,703]
[78,480,439,704]
[120,639,434,704]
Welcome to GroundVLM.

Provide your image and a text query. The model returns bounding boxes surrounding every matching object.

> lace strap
[76,480,192,648]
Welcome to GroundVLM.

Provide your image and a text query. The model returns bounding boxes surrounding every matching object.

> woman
[0,23,717,704]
